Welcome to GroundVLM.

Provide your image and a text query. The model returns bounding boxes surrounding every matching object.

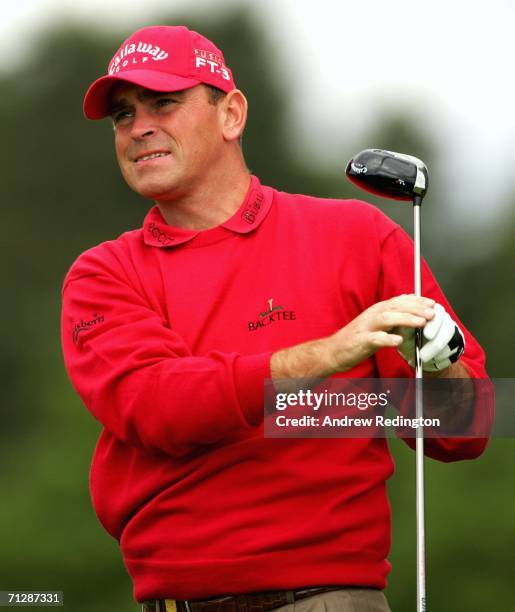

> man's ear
[220,89,248,142]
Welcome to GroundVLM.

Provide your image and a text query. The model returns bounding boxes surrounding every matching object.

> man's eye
[112,110,132,124]
[156,98,176,108]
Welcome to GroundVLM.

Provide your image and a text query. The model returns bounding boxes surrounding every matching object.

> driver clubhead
[346,149,428,201]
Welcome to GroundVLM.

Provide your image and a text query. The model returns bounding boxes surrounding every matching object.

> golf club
[345,148,429,612]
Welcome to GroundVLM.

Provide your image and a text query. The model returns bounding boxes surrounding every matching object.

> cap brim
[83,71,202,120]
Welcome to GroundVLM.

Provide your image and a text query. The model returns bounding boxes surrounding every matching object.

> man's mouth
[134,151,171,163]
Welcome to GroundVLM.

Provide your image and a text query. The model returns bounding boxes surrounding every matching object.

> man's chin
[130,182,178,201]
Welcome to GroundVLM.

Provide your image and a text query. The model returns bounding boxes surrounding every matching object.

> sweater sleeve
[373,226,493,462]
[61,252,271,458]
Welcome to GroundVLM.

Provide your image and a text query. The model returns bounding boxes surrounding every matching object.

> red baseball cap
[83,25,236,120]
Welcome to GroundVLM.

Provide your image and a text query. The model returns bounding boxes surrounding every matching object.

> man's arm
[62,252,437,458]
[271,294,436,380]
[61,257,272,458]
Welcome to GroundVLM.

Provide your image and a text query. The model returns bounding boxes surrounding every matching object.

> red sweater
[61,175,488,602]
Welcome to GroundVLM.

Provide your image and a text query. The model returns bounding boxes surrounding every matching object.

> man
[61,25,489,612]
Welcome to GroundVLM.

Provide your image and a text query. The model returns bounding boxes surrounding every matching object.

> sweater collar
[142,175,272,248]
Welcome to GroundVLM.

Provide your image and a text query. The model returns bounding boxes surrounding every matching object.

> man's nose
[130,109,156,139]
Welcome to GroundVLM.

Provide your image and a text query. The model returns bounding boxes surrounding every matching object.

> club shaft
[413,198,426,612]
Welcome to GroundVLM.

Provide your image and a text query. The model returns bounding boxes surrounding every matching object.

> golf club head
[345,149,428,201]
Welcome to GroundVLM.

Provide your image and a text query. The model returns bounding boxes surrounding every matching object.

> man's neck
[155,167,252,231]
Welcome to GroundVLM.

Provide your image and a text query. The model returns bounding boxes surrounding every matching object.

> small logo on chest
[248,298,297,332]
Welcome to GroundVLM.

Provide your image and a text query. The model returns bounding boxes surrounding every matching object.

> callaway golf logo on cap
[109,42,170,74]
[83,25,236,120]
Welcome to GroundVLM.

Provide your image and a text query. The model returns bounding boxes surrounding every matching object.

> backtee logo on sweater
[248,298,296,332]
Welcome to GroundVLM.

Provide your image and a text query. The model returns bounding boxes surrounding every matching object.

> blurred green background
[0,7,513,612]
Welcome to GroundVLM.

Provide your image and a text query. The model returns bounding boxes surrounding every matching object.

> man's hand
[271,294,436,380]
[325,294,436,373]
[396,302,466,372]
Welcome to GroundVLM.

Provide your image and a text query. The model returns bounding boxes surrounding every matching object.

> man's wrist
[270,335,338,382]
[425,359,470,379]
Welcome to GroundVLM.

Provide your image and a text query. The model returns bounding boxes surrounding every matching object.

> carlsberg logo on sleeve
[109,42,169,74]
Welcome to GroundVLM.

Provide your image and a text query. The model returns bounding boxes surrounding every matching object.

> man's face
[109,83,224,200]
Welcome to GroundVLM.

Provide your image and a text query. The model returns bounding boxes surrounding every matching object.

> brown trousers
[274,589,391,612]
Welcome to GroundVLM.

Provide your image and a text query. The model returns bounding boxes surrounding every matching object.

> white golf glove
[397,302,465,372]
